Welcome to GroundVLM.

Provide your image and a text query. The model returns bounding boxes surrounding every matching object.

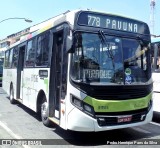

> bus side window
[8,48,13,68]
[157,45,160,69]
[152,43,160,70]
[4,50,10,68]
[36,32,50,66]
[25,39,36,67]
[12,47,18,68]
[4,48,13,68]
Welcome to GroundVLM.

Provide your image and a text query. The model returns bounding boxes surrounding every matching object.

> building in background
[0,11,65,55]
[0,27,30,58]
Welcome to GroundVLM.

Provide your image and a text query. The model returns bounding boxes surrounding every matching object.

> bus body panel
[3,69,17,97]
[21,68,36,110]
[152,72,160,92]
[21,68,50,112]
[153,93,160,112]
[152,72,160,112]
[67,108,95,131]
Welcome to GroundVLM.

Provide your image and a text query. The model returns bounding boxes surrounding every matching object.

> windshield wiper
[98,30,115,68]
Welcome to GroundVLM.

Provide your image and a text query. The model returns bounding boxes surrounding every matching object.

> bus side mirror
[66,35,74,53]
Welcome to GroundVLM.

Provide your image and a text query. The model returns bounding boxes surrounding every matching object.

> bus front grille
[86,84,153,100]
[96,111,147,126]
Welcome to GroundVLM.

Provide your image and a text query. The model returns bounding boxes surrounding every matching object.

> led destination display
[78,12,149,34]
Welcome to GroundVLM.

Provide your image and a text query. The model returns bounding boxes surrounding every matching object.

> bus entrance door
[49,30,64,120]
[17,45,25,100]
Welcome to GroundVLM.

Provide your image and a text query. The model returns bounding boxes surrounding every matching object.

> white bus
[3,9,153,132]
[151,37,160,112]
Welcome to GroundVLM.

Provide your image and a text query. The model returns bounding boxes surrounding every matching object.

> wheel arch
[36,89,47,113]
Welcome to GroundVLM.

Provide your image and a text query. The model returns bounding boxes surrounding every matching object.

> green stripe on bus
[83,93,152,112]
[44,78,48,92]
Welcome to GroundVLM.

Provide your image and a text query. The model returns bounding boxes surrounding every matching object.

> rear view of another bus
[151,37,160,113]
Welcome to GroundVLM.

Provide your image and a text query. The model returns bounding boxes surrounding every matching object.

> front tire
[41,98,52,127]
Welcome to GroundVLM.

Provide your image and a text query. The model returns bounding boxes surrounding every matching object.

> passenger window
[36,32,50,66]
[4,50,10,68]
[8,48,13,68]
[25,39,36,67]
[12,47,18,68]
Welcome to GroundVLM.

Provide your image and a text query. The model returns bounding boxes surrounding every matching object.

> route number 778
[88,15,101,27]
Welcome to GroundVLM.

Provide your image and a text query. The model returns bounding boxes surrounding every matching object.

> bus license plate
[118,116,132,123]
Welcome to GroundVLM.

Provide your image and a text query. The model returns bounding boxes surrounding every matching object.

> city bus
[151,37,160,112]
[2,9,153,131]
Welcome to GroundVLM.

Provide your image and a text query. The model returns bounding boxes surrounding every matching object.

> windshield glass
[70,32,150,85]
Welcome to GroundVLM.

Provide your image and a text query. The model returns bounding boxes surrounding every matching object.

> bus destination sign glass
[78,12,149,34]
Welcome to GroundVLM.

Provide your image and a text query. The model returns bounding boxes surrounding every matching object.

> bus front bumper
[67,106,153,132]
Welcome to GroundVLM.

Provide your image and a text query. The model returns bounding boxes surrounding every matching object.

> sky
[0,0,160,39]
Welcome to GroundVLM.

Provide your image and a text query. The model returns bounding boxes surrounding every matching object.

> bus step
[49,117,60,125]
[16,98,22,103]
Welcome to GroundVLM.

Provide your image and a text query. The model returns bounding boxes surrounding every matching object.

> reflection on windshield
[71,32,150,85]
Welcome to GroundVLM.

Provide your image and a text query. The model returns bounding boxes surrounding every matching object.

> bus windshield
[71,32,150,85]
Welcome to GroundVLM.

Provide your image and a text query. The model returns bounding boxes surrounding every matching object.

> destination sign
[78,12,149,34]
[83,69,113,79]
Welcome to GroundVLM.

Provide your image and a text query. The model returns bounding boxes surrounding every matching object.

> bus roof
[7,9,149,49]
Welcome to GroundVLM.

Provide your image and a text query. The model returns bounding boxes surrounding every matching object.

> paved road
[0,87,160,148]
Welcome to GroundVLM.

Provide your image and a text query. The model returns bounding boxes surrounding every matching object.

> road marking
[151,121,160,127]
[0,121,30,148]
[0,121,21,139]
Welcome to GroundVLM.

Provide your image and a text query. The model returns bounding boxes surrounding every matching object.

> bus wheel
[41,100,52,127]
[9,85,16,104]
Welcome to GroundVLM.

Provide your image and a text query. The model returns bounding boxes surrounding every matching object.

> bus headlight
[83,103,93,113]
[71,95,82,108]
[71,95,95,117]
[72,96,82,108]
